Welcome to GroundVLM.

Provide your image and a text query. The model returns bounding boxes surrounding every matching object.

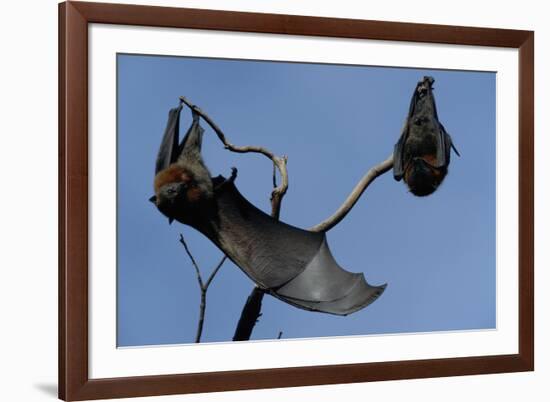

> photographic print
[116,54,496,347]
[60,3,533,399]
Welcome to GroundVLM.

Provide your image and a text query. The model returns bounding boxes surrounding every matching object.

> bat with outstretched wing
[393,76,460,196]
[149,103,386,316]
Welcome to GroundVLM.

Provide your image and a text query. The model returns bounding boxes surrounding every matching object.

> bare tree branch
[205,256,227,290]
[179,96,289,218]
[179,233,227,343]
[196,293,206,344]
[232,286,265,341]
[309,154,394,233]
[179,234,204,290]
[270,156,288,220]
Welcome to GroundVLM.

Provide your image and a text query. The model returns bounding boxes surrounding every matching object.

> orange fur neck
[404,154,443,184]
[154,164,192,194]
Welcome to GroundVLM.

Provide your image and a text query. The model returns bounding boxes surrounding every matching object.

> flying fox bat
[393,76,460,196]
[149,103,386,316]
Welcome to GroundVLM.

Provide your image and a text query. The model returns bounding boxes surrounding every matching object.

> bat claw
[214,167,238,193]
[229,167,238,182]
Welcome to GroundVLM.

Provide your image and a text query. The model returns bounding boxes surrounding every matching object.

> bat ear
[155,104,183,174]
[168,217,174,225]
[149,195,157,204]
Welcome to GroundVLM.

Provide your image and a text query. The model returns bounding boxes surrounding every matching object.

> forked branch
[179,234,227,343]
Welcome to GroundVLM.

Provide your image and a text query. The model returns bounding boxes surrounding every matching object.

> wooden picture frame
[59,1,534,400]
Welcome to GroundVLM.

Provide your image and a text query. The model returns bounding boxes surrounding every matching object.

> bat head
[150,105,214,224]
[150,165,208,223]
[404,156,446,196]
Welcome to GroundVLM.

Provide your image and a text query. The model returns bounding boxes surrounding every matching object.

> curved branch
[309,154,394,233]
[179,96,288,216]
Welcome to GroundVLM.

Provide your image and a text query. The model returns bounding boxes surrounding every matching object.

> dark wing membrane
[394,84,419,181]
[434,118,448,168]
[279,281,386,316]
[437,122,460,168]
[407,87,419,117]
[177,111,204,162]
[440,122,460,159]
[207,182,386,315]
[211,182,325,289]
[274,238,386,315]
[155,105,183,174]
[276,237,364,302]
[393,123,408,181]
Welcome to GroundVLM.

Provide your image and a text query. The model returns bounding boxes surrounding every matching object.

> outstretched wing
[274,237,386,315]
[203,180,386,316]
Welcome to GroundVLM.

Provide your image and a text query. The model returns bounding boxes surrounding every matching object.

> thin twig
[179,233,227,343]
[205,256,227,290]
[179,234,204,289]
[309,154,394,233]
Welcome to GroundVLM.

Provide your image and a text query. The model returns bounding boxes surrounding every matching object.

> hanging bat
[149,103,386,316]
[393,76,460,196]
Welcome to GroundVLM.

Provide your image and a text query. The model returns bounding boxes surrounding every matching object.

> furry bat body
[393,76,460,196]
[150,104,386,316]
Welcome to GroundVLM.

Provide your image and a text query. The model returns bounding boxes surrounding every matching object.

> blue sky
[117,54,496,347]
